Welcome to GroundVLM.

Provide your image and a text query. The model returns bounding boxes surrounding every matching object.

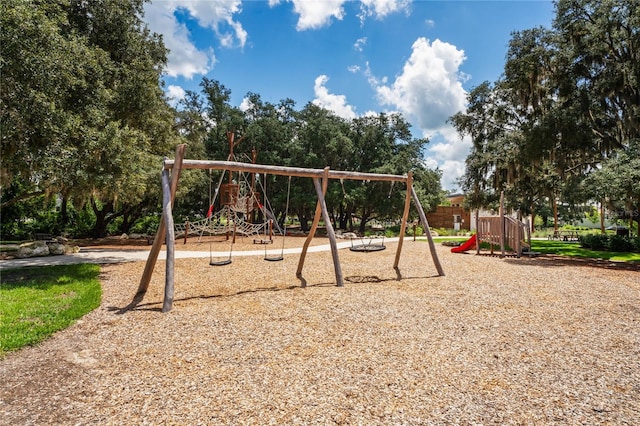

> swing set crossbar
[164,160,409,183]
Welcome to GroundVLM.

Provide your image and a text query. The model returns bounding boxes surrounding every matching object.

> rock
[430,231,439,236]
[47,242,66,255]
[55,236,69,244]
[129,233,143,239]
[120,233,129,239]
[17,241,50,258]
[15,241,79,258]
[442,241,461,247]
[342,232,358,239]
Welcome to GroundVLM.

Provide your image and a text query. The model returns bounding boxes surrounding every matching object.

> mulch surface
[1,238,639,424]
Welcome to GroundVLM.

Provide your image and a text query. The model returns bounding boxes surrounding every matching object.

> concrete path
[0,238,417,270]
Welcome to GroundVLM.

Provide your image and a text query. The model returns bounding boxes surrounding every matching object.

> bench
[34,233,54,241]
[547,230,579,241]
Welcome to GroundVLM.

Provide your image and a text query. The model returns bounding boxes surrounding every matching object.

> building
[426,194,471,231]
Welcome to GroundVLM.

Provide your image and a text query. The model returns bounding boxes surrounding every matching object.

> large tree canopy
[175,80,443,233]
[451,0,639,228]
[2,2,443,239]
[1,0,179,237]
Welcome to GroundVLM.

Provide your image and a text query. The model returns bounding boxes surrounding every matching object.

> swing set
[137,144,445,312]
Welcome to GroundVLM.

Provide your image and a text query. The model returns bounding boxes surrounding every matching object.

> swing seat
[264,255,284,262]
[253,239,273,245]
[210,259,232,266]
[349,244,386,252]
[349,235,386,252]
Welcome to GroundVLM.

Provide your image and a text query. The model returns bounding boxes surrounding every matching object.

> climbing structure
[179,131,283,242]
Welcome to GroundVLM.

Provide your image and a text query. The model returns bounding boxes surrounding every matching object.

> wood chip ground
[1,237,639,424]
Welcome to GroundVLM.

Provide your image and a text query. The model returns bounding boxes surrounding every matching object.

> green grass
[0,264,102,357]
[435,236,640,263]
[530,239,640,263]
[434,236,470,242]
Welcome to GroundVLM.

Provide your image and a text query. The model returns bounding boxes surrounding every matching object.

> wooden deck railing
[477,216,530,257]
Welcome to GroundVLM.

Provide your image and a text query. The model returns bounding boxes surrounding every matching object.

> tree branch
[0,190,46,209]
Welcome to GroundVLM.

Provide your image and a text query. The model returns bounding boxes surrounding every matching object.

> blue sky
[142,0,555,191]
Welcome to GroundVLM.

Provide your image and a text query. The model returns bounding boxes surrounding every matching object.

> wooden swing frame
[137,144,445,312]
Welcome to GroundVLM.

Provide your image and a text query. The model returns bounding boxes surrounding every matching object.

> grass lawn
[436,236,640,263]
[0,264,102,357]
[530,239,640,263]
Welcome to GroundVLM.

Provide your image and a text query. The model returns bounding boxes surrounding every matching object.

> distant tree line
[1,0,443,239]
[174,78,443,234]
[450,0,639,232]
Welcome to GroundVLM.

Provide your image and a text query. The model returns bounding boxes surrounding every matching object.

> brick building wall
[426,206,471,230]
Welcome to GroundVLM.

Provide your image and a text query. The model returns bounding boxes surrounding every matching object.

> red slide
[451,234,477,253]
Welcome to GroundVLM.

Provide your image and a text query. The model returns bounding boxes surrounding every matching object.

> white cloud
[359,0,411,22]
[312,75,357,120]
[347,65,360,73]
[290,0,346,30]
[142,0,246,78]
[166,85,186,106]
[354,37,367,52]
[425,129,472,191]
[375,37,466,132]
[371,37,469,190]
[425,18,435,28]
[276,0,408,31]
[436,159,467,191]
[239,97,254,113]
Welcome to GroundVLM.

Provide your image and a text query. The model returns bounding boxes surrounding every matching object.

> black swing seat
[349,235,386,252]
[253,239,273,245]
[210,259,232,266]
[264,255,284,262]
[349,244,386,253]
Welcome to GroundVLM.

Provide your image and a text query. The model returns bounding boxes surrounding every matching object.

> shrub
[130,215,161,235]
[608,235,633,252]
[405,225,424,237]
[579,234,609,251]
[631,236,640,253]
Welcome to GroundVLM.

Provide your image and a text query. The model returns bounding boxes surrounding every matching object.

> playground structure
[137,144,445,312]
[451,192,532,257]
[176,132,284,243]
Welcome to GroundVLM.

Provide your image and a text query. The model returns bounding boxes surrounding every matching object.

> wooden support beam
[137,144,186,296]
[475,209,480,255]
[161,168,176,313]
[394,171,413,269]
[296,168,329,279]
[313,169,344,287]
[410,186,445,277]
[163,159,408,183]
[499,191,505,257]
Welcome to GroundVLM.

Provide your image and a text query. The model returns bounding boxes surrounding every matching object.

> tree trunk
[91,197,116,238]
[358,208,370,235]
[530,206,535,233]
[120,203,144,234]
[59,195,69,226]
[297,207,309,233]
